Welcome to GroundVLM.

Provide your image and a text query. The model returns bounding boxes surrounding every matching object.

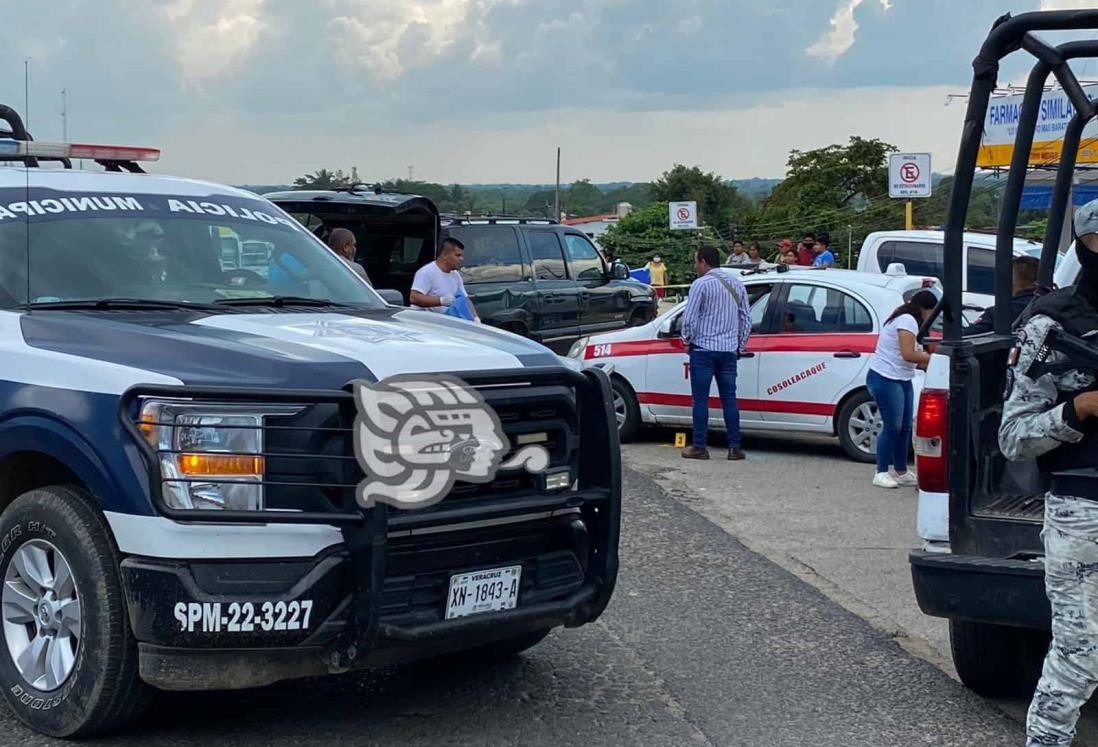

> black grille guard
[118,366,617,525]
[118,365,622,656]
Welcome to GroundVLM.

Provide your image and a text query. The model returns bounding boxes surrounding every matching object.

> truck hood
[18,307,562,390]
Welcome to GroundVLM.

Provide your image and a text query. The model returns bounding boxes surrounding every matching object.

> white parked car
[569,264,941,462]
[855,229,1051,313]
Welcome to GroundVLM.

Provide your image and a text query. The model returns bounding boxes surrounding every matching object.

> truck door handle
[833,351,861,359]
[738,352,755,359]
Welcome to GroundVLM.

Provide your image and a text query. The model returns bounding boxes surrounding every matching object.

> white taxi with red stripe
[568,265,939,461]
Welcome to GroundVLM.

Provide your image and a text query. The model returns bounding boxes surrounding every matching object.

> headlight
[139,401,301,511]
[567,336,589,359]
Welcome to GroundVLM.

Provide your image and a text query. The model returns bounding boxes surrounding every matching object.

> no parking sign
[889,153,932,198]
[669,201,698,230]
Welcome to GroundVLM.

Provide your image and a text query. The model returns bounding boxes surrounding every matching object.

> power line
[735,194,902,234]
[603,197,904,247]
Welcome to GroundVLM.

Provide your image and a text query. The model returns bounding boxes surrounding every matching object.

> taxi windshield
[0,189,386,309]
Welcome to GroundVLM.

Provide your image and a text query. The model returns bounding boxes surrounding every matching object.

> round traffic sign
[677,207,691,221]
[900,163,920,184]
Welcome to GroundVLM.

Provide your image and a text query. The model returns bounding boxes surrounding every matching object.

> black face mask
[1078,238,1098,276]
[1075,238,1098,306]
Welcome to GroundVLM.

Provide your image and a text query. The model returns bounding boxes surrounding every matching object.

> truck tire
[836,390,880,463]
[949,619,1048,698]
[0,486,149,737]
[611,376,641,443]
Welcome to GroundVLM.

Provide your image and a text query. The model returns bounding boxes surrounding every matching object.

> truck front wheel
[0,486,149,737]
[950,619,1049,698]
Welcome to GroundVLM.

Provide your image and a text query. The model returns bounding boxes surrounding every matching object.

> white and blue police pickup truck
[0,107,620,738]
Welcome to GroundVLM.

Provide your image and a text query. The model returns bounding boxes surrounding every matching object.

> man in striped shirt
[680,243,752,460]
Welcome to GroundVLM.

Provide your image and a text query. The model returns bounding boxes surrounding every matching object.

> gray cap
[1076,198,1098,237]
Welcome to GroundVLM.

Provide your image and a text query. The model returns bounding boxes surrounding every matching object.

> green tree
[382,179,451,208]
[602,183,653,212]
[910,175,1007,232]
[292,167,359,190]
[651,165,753,231]
[752,137,904,262]
[446,183,480,214]
[599,202,722,285]
[562,179,605,217]
[524,189,556,217]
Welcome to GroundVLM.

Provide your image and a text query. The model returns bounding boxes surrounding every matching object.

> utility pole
[61,88,67,142]
[847,224,853,269]
[24,61,29,130]
[408,164,413,181]
[554,147,561,222]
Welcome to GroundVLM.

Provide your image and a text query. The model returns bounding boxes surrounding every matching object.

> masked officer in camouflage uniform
[1000,198,1098,746]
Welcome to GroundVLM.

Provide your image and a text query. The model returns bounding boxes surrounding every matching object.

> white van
[856,230,1048,311]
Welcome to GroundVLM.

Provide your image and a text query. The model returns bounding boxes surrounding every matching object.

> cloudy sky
[2,0,1095,185]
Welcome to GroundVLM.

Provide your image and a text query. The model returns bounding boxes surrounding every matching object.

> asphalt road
[1,466,1024,746]
[623,428,1098,747]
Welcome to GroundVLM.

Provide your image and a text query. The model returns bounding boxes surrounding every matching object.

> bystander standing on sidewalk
[680,242,752,462]
[865,290,937,488]
[796,233,817,266]
[727,240,751,265]
[645,255,669,299]
[773,238,794,263]
[813,233,836,268]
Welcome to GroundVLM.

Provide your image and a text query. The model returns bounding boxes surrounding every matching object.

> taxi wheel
[611,377,641,443]
[837,390,880,463]
[0,486,149,738]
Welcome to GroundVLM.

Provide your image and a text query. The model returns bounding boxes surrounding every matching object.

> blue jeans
[865,368,914,474]
[689,348,741,449]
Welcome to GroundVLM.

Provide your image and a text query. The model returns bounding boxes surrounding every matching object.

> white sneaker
[890,470,918,487]
[872,472,899,489]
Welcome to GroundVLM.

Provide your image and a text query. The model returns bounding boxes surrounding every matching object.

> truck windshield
[0,188,386,309]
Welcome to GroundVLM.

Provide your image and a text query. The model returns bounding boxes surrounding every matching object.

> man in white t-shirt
[410,238,480,321]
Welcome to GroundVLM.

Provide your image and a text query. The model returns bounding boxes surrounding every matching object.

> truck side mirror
[610,260,629,280]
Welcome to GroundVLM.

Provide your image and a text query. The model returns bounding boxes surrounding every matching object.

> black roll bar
[943,11,1098,341]
[1041,108,1089,289]
[0,104,74,170]
[0,105,38,168]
